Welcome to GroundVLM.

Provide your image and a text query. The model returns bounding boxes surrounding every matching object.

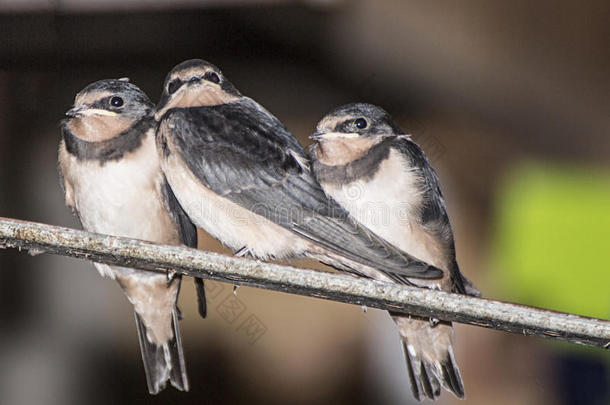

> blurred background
[0,1,608,404]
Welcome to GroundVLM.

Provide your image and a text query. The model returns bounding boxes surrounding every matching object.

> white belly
[161,146,311,259]
[61,133,180,253]
[321,150,446,271]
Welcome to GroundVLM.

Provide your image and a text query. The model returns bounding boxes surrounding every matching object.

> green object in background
[492,163,610,320]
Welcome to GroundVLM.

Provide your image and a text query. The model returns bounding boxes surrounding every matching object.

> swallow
[154,59,444,294]
[58,78,207,394]
[308,103,481,400]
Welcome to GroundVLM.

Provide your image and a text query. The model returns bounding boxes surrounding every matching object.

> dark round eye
[167,79,182,95]
[204,71,221,84]
[110,96,124,107]
[354,118,368,129]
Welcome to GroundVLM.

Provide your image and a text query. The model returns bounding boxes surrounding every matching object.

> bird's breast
[320,149,449,273]
[160,137,312,259]
[61,133,180,245]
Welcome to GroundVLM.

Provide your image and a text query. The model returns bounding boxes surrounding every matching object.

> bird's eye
[167,79,182,95]
[354,118,368,129]
[203,71,221,84]
[110,96,124,107]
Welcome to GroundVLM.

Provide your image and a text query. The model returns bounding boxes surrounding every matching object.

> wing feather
[393,137,468,292]
[161,102,442,280]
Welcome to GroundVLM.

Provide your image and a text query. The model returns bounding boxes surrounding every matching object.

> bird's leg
[166,269,178,285]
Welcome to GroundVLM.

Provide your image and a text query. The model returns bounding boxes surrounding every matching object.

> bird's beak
[309,131,359,140]
[65,106,84,118]
[65,106,117,118]
[188,77,202,86]
[308,131,324,140]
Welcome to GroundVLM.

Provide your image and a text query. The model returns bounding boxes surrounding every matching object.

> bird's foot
[166,269,178,285]
[234,246,252,258]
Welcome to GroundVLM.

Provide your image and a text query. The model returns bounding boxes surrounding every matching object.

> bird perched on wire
[154,59,443,294]
[58,78,206,394]
[308,103,480,401]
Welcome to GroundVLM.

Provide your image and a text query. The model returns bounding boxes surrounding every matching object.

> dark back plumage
[157,80,443,281]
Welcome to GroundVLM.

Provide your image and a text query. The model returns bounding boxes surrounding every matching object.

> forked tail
[134,308,189,394]
[394,315,464,401]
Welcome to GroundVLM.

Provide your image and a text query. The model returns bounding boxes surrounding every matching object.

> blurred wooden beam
[0,0,340,12]
[1,216,609,349]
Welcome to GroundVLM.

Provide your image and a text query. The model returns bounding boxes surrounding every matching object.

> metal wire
[1,216,608,349]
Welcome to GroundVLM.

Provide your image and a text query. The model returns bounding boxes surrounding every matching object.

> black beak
[309,131,325,140]
[65,106,84,118]
[188,77,202,85]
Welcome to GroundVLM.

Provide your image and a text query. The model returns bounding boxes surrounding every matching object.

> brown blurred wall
[0,2,608,405]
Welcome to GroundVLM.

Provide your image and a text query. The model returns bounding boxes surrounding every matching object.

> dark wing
[161,101,442,280]
[57,140,84,225]
[162,178,197,248]
[392,137,469,293]
[162,179,207,318]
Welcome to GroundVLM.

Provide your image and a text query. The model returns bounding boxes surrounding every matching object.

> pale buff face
[155,66,239,119]
[313,135,382,166]
[67,112,135,143]
[311,114,384,166]
[67,85,150,142]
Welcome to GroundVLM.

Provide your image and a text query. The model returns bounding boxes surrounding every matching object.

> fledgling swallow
[308,103,480,401]
[58,79,207,394]
[154,59,444,291]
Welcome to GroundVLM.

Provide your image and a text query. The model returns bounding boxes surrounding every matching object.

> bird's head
[64,78,153,142]
[309,103,403,165]
[155,59,241,120]
[310,103,403,142]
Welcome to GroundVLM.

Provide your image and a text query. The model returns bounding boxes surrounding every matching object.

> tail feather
[402,340,442,400]
[404,346,421,399]
[396,316,464,401]
[194,277,207,318]
[135,309,189,394]
[440,347,465,398]
[421,359,441,398]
